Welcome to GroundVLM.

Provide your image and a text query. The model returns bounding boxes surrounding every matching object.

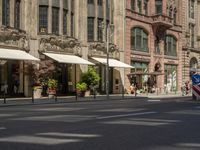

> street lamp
[106,24,114,100]
[100,22,114,100]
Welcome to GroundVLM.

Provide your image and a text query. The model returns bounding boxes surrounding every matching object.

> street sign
[192,74,200,85]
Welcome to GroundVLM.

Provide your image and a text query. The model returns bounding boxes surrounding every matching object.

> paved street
[0,97,199,150]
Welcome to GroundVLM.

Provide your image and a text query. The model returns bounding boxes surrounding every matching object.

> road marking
[37,132,101,138]
[95,108,145,112]
[96,111,157,120]
[176,143,200,148]
[0,127,6,130]
[0,136,80,145]
[148,100,161,102]
[11,115,98,122]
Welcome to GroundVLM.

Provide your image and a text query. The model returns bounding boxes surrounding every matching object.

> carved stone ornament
[39,35,81,55]
[88,41,119,59]
[0,26,29,51]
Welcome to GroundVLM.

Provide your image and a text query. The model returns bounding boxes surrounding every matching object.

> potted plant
[81,67,100,95]
[76,82,87,97]
[29,60,56,98]
[47,79,58,97]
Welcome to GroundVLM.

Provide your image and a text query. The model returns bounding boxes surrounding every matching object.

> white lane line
[96,111,157,120]
[37,132,101,138]
[148,100,161,102]
[0,136,80,145]
[0,127,6,130]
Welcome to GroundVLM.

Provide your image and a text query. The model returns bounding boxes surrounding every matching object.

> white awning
[92,57,133,68]
[0,48,39,61]
[44,53,94,65]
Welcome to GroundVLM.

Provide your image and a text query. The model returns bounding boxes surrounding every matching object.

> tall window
[155,0,162,14]
[63,9,68,35]
[164,35,177,56]
[189,0,195,18]
[71,0,74,36]
[97,19,103,41]
[39,6,48,33]
[88,0,94,4]
[137,0,142,13]
[98,0,102,6]
[131,0,135,11]
[2,0,10,26]
[131,27,148,52]
[143,0,148,15]
[173,8,177,24]
[52,7,59,34]
[191,24,195,48]
[87,17,94,41]
[14,0,21,29]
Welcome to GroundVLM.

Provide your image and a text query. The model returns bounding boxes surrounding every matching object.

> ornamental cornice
[88,41,120,59]
[0,26,29,51]
[39,35,82,55]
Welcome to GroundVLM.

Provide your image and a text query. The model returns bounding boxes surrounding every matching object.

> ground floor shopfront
[128,58,182,94]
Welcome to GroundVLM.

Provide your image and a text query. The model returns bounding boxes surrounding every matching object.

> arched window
[190,57,198,70]
[131,27,148,52]
[164,35,177,56]
[190,57,198,76]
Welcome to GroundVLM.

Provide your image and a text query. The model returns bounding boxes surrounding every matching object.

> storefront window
[164,64,177,93]
[131,62,149,91]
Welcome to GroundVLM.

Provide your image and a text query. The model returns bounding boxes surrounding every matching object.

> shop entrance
[0,60,24,97]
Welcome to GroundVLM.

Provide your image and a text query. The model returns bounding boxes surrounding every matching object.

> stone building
[125,0,183,94]
[182,0,200,83]
[0,0,128,97]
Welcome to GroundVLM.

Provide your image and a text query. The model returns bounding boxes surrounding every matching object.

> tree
[29,60,56,85]
[81,67,100,89]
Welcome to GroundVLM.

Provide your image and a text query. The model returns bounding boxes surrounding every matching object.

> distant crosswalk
[102,118,180,126]
[0,132,101,145]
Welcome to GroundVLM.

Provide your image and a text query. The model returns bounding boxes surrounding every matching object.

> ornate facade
[182,0,200,83]
[125,0,182,94]
[0,0,126,97]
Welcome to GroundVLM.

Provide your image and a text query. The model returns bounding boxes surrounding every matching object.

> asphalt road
[0,97,200,150]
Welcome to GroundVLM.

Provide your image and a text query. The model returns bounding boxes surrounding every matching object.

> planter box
[77,90,86,97]
[33,86,42,99]
[48,89,56,99]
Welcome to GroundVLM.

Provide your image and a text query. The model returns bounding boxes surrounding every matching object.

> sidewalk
[0,93,193,107]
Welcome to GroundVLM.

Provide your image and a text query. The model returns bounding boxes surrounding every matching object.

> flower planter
[76,90,86,97]
[48,88,56,99]
[33,86,42,99]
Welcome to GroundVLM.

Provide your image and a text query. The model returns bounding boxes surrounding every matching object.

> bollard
[32,88,34,103]
[55,93,57,102]
[3,90,6,104]
[93,88,96,99]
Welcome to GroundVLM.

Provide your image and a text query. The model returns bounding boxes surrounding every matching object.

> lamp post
[106,24,114,100]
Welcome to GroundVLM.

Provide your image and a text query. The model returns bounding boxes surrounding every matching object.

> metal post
[55,92,57,102]
[75,64,77,101]
[106,26,110,100]
[32,87,34,103]
[3,90,6,104]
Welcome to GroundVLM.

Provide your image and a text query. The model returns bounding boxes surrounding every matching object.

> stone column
[59,0,63,35]
[48,0,52,33]
[67,0,71,35]
[94,0,98,41]
[10,0,15,27]
[0,0,2,26]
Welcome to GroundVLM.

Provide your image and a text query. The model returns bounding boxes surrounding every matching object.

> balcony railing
[151,14,173,29]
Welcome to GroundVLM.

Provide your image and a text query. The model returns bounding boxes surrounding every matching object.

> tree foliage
[81,67,100,89]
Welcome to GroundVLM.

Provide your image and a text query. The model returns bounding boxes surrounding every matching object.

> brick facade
[125,0,182,94]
